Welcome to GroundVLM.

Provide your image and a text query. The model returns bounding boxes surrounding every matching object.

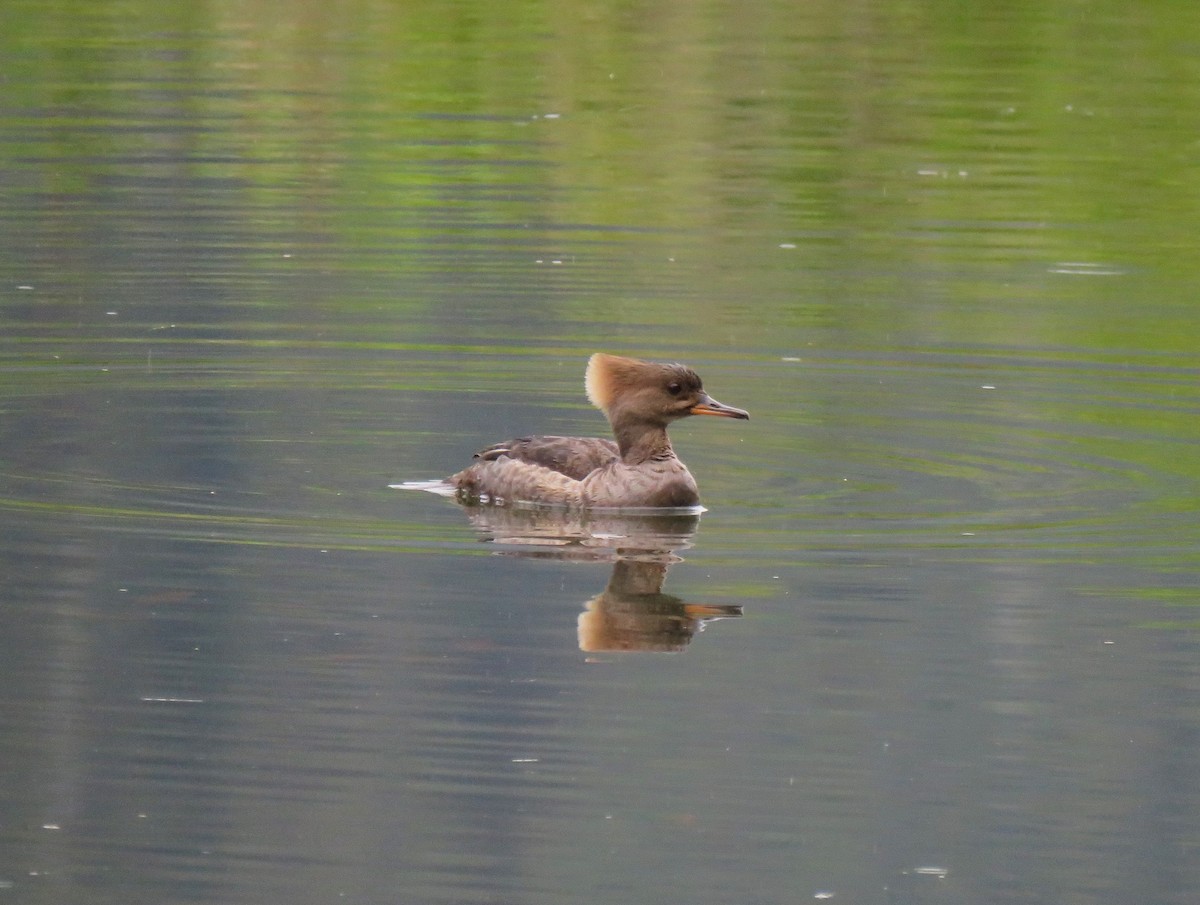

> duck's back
[450,455,587,505]
[472,435,618,481]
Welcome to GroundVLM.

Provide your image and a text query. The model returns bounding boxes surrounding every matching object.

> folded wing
[474,435,619,481]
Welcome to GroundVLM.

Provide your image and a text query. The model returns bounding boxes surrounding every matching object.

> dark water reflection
[4,1,1200,904]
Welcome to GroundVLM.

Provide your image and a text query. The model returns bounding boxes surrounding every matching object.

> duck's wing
[451,457,586,506]
[473,435,618,480]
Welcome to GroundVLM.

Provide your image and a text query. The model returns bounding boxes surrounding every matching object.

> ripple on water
[0,343,1196,570]
[707,350,1200,564]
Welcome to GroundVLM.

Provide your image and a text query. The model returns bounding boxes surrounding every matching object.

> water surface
[3,2,1200,903]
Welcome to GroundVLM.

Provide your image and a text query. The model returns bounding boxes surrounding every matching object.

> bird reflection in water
[458,505,743,653]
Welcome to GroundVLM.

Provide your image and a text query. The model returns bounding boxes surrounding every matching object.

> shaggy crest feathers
[585,353,697,418]
[584,352,629,414]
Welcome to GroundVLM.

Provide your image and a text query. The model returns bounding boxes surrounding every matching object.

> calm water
[3,2,1200,903]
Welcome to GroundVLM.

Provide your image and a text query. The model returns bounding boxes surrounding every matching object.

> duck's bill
[690,395,749,420]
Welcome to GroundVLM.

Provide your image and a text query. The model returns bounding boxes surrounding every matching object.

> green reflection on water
[3,0,1200,538]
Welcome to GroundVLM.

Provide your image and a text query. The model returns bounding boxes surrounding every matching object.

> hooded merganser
[449,353,748,508]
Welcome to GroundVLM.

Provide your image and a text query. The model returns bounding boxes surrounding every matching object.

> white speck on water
[911,866,948,878]
[981,385,996,390]
[18,285,34,290]
[782,356,801,362]
[543,113,561,119]
[106,311,118,316]
[1049,261,1124,276]
[779,242,796,249]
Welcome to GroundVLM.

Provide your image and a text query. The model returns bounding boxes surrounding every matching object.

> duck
[448,353,748,508]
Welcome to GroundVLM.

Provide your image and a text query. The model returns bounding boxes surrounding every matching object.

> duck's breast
[581,460,699,508]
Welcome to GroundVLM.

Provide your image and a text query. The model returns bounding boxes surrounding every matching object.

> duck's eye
[666,381,682,396]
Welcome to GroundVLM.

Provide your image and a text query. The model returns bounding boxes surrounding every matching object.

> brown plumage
[449,353,749,508]
[470,435,619,481]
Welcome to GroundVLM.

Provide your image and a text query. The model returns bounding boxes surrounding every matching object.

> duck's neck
[612,421,675,465]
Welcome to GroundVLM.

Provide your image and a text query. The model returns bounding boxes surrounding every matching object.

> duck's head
[585,353,749,427]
